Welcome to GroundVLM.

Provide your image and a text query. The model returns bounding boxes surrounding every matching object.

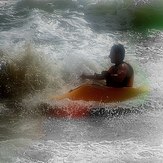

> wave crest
[0,45,47,99]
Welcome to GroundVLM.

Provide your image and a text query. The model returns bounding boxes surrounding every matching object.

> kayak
[52,84,148,103]
[47,84,148,118]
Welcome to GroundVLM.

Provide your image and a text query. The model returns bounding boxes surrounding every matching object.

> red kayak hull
[47,84,148,118]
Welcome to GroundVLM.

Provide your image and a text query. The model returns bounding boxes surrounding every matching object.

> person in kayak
[80,44,134,87]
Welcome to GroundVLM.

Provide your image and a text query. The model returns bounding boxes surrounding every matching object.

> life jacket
[106,62,134,87]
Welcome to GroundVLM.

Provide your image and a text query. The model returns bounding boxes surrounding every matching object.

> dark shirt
[102,62,134,87]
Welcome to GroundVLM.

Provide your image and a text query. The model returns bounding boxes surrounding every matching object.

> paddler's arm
[80,73,105,80]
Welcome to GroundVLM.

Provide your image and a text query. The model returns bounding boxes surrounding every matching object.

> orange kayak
[52,84,148,103]
[47,84,148,118]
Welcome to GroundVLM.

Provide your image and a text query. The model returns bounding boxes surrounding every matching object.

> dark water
[0,0,163,162]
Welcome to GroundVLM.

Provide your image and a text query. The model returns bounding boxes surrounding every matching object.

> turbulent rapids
[1,0,163,162]
[0,46,47,99]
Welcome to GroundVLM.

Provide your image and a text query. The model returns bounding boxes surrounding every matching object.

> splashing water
[1,0,163,162]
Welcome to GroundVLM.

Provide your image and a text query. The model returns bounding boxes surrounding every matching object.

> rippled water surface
[1,0,163,162]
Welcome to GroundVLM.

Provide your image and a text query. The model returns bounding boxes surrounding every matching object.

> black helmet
[110,44,125,61]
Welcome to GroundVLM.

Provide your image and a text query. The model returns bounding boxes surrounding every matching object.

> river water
[1,0,163,162]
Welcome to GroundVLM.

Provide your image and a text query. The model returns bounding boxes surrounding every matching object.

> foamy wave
[0,45,47,99]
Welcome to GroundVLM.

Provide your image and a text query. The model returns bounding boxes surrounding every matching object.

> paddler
[80,44,134,87]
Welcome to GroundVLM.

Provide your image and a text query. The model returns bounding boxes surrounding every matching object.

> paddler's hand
[80,73,87,79]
